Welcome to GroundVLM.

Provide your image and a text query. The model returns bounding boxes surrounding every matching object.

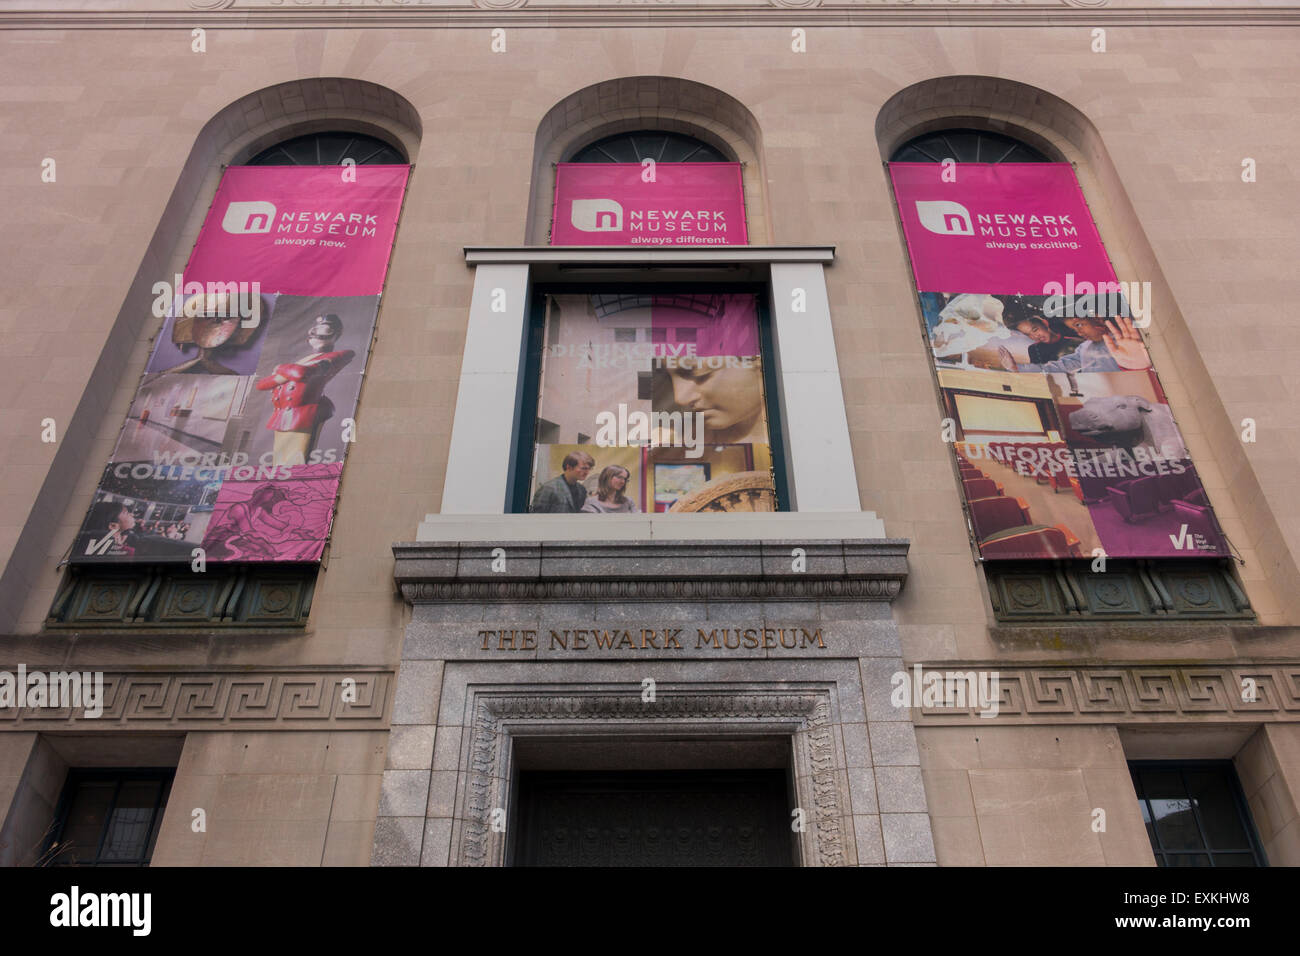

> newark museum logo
[914,199,1080,242]
[222,200,381,239]
[569,197,730,241]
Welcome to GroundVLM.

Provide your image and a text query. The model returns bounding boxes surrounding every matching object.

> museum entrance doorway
[512,768,796,866]
[507,736,799,867]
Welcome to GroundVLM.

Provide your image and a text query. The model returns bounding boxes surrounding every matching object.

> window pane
[594,139,638,163]
[890,129,1050,164]
[281,137,318,165]
[1132,764,1262,868]
[1140,770,1206,851]
[938,131,980,161]
[54,781,116,864]
[247,132,401,167]
[632,135,664,161]
[528,291,775,515]
[48,773,174,867]
[99,781,161,862]
[1184,770,1251,850]
[314,134,356,165]
[573,132,725,165]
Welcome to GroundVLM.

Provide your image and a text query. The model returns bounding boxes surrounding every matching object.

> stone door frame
[449,684,846,867]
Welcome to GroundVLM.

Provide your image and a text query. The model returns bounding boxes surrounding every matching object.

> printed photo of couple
[530,443,773,514]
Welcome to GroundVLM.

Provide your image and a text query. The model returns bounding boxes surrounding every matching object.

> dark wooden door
[512,770,796,866]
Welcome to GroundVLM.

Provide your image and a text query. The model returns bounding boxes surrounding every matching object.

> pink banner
[889,163,1115,294]
[889,162,1228,561]
[72,165,408,567]
[551,163,747,247]
[184,165,409,297]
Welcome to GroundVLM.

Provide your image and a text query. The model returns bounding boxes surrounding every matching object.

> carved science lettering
[477,626,827,652]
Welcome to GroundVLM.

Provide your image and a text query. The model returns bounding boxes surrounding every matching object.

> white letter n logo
[570,198,623,232]
[222,200,276,234]
[915,200,973,236]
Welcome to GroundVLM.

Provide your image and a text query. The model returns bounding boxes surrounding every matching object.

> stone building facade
[0,0,1297,866]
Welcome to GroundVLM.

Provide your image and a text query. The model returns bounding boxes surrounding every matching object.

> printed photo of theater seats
[1076,462,1229,557]
[939,367,1102,559]
[954,444,1099,558]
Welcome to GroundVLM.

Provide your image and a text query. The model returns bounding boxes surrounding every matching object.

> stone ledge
[414,511,889,541]
[394,535,909,604]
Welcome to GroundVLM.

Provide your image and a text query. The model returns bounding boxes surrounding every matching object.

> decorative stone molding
[984,560,1252,622]
[454,688,846,866]
[394,539,909,606]
[0,670,391,729]
[401,577,902,603]
[910,664,1300,724]
[46,565,318,628]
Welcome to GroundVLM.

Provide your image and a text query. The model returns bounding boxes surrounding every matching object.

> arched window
[245,131,404,167]
[890,128,1048,164]
[570,130,728,164]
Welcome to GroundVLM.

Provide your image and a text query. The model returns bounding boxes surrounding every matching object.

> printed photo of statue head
[651,352,768,446]
[145,290,274,378]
